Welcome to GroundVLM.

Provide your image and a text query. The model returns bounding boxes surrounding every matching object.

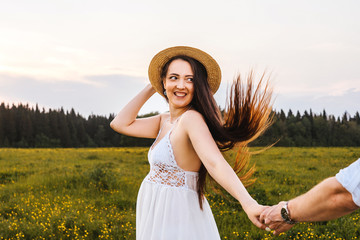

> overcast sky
[0,0,359,118]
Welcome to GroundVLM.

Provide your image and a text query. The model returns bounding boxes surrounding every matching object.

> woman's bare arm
[182,110,268,229]
[110,84,161,138]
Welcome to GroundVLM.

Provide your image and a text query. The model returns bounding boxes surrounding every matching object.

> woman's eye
[187,78,193,82]
[169,76,177,80]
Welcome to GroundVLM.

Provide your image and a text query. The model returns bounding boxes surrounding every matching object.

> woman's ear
[162,78,166,88]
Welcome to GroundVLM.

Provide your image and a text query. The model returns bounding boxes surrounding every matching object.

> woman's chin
[169,101,192,109]
[168,97,192,107]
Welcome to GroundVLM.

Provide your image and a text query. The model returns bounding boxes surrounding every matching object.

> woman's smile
[174,91,187,97]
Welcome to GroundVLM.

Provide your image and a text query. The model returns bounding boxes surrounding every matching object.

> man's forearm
[289,177,359,222]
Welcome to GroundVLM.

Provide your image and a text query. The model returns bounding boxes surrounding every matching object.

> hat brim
[148,46,221,98]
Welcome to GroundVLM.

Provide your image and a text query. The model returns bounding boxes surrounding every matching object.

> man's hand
[259,201,295,235]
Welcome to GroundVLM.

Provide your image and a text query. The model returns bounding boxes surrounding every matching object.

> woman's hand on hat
[146,83,155,90]
[145,83,157,94]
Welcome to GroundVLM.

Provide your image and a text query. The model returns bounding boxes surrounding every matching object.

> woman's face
[163,59,194,109]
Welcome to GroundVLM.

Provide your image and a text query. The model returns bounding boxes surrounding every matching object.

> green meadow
[0,147,359,239]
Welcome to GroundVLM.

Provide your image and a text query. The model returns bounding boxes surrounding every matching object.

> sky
[0,0,359,118]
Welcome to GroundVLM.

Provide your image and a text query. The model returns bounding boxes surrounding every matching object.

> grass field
[0,147,359,239]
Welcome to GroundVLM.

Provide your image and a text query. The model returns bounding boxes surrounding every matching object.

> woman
[110,46,273,239]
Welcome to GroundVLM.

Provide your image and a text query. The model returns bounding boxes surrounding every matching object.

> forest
[0,102,359,148]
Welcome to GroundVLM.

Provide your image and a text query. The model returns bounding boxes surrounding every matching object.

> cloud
[275,88,360,116]
[0,72,167,117]
[275,76,360,97]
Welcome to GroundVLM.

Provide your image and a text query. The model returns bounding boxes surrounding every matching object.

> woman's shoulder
[180,110,211,137]
[158,112,170,125]
[159,112,170,119]
[185,109,202,116]
[181,109,206,125]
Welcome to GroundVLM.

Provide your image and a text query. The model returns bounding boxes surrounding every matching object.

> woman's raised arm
[110,84,162,139]
[182,110,268,229]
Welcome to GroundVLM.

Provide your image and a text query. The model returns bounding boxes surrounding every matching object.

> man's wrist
[287,201,296,221]
[281,201,296,224]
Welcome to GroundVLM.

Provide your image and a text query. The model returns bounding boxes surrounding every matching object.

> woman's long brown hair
[161,56,274,210]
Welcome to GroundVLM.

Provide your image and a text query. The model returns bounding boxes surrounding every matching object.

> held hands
[259,201,295,235]
[242,201,270,230]
[243,200,296,235]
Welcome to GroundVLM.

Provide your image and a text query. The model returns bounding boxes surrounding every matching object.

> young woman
[110,46,273,239]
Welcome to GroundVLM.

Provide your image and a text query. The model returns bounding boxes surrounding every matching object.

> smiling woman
[110,46,274,240]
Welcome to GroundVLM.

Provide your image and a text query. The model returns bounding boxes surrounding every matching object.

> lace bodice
[145,120,199,192]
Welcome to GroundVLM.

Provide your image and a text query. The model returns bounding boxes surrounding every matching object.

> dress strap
[150,117,170,151]
[168,107,191,134]
[155,118,168,139]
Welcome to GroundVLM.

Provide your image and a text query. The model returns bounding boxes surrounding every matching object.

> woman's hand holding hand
[242,200,269,230]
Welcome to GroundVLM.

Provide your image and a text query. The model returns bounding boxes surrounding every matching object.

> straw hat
[148,46,221,98]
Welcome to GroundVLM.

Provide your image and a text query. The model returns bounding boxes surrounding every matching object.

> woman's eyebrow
[169,73,194,77]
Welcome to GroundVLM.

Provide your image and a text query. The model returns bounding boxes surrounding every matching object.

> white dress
[136,121,221,240]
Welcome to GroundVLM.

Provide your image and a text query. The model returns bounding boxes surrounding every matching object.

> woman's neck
[168,105,191,123]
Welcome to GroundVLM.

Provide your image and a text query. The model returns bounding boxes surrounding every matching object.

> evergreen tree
[0,102,359,148]
[5,105,17,145]
[280,109,286,122]
[355,112,360,125]
[342,112,349,123]
[322,109,327,120]
[0,104,4,145]
[287,109,293,118]
[58,108,71,147]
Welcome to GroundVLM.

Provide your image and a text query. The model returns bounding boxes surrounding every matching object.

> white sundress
[136,118,221,240]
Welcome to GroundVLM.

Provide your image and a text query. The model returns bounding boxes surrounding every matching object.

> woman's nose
[176,79,185,89]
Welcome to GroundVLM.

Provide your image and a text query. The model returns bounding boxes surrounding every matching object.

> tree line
[0,102,359,148]
[253,109,360,147]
